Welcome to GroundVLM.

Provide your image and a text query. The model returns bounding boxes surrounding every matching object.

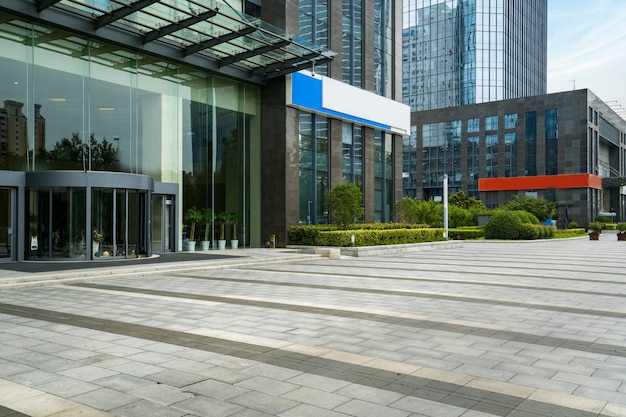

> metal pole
[443,174,448,239]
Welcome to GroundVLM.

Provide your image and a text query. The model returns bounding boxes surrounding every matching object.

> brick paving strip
[71,282,626,358]
[163,271,626,319]
[0,295,618,417]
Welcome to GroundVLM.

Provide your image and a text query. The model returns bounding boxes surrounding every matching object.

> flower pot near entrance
[588,222,603,240]
[215,211,228,250]
[225,211,243,250]
[617,222,626,241]
[201,208,213,250]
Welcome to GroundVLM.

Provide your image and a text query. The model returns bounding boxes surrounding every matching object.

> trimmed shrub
[314,228,445,247]
[520,223,539,240]
[510,210,540,225]
[484,211,522,240]
[448,205,476,227]
[449,227,485,240]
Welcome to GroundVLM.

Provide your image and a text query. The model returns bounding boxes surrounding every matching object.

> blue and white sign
[287,70,410,135]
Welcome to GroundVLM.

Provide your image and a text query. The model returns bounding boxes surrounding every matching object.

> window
[485,134,498,177]
[504,113,518,129]
[545,109,558,175]
[525,112,537,176]
[467,117,480,133]
[485,115,498,131]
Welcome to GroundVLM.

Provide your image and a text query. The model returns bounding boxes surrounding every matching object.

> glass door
[151,195,174,253]
[0,188,12,260]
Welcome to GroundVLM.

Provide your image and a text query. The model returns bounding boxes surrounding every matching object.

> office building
[0,0,408,261]
[404,89,626,225]
[402,0,547,111]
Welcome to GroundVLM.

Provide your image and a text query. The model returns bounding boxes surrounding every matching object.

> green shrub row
[553,228,586,238]
[448,227,485,240]
[519,223,555,239]
[289,223,430,245]
[314,228,445,247]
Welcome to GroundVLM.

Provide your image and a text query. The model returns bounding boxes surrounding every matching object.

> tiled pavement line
[67,282,626,358]
[160,271,626,319]
[0,378,112,417]
[0,301,614,417]
[251,260,626,286]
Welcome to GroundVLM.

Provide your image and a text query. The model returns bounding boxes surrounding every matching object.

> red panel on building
[478,174,602,191]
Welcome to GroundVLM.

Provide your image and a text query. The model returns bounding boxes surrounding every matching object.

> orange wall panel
[478,174,602,191]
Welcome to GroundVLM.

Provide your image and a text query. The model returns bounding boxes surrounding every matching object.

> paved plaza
[1,234,626,417]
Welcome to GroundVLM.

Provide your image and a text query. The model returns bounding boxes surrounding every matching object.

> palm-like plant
[202,208,213,241]
[184,207,203,241]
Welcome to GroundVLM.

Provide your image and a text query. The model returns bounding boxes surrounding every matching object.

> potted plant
[215,211,229,250]
[617,222,626,241]
[201,208,213,250]
[227,211,243,249]
[92,229,104,257]
[184,207,202,251]
[588,221,603,240]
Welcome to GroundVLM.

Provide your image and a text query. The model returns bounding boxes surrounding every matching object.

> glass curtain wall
[342,0,363,87]
[299,113,329,224]
[374,131,393,222]
[299,0,330,76]
[0,16,260,257]
[374,0,393,98]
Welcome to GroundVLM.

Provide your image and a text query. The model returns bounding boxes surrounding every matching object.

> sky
[547,0,626,116]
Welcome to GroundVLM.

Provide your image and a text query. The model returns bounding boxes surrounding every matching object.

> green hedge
[448,227,485,240]
[313,228,445,247]
[289,223,430,245]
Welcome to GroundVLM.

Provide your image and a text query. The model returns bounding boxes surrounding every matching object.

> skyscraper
[402,0,547,112]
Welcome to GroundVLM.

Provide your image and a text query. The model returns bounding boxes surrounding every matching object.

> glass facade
[421,121,461,199]
[374,0,394,97]
[299,0,330,76]
[402,0,547,111]
[0,16,260,259]
[342,0,364,87]
[299,113,329,224]
[545,108,558,175]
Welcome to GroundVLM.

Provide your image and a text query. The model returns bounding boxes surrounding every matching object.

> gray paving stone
[130,383,195,405]
[172,395,244,417]
[145,369,207,387]
[229,391,300,415]
[70,387,140,411]
[37,378,100,398]
[334,398,411,417]
[278,403,351,417]
[184,378,250,401]
[281,386,351,409]
[112,399,188,417]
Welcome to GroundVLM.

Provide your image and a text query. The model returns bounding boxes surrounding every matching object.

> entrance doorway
[0,188,13,260]
[152,194,174,253]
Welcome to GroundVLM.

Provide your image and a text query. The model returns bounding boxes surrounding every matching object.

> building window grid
[299,0,330,76]
[342,0,364,87]
[545,108,558,175]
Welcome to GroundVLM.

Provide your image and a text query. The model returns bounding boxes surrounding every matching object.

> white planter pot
[218,240,226,250]
[92,241,100,256]
[201,241,211,251]
[187,241,196,251]
[231,240,239,249]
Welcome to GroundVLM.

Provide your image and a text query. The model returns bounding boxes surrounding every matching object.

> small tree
[502,196,556,222]
[184,207,203,241]
[449,191,486,211]
[326,182,364,228]
[226,212,243,240]
[202,208,213,242]
[215,211,229,240]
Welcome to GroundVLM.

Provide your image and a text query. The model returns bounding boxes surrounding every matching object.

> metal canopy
[602,177,626,188]
[1,0,334,84]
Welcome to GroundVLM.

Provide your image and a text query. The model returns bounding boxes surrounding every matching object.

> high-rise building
[402,0,547,112]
